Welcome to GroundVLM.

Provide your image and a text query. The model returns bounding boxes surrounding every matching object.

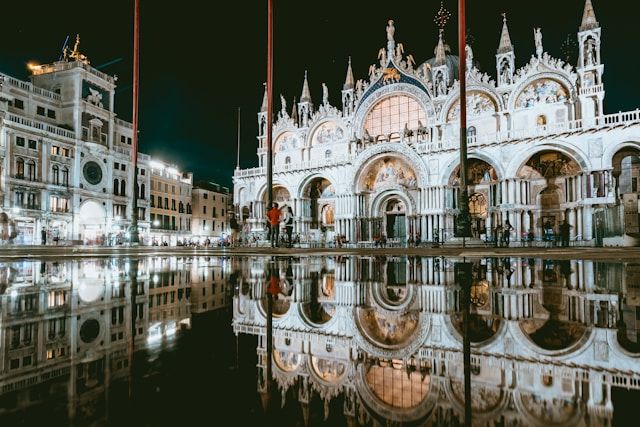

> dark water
[0,255,638,426]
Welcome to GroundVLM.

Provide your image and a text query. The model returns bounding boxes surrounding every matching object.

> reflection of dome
[357,308,419,348]
[261,296,291,317]
[78,278,104,303]
[451,313,501,344]
[273,351,301,372]
[520,319,587,351]
[365,361,429,408]
[311,357,346,382]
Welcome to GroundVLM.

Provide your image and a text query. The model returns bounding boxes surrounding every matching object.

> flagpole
[130,0,141,245]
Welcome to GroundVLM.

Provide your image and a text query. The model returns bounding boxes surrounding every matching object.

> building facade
[149,159,193,245]
[192,181,231,243]
[0,38,151,245]
[234,1,640,246]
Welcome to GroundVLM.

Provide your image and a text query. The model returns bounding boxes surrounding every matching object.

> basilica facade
[233,1,640,246]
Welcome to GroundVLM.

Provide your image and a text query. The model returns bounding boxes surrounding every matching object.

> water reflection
[236,256,640,426]
[0,256,232,425]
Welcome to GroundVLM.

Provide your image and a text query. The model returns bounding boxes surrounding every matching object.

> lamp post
[130,0,141,245]
[456,0,471,240]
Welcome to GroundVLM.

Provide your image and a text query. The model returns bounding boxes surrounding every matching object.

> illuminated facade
[191,182,232,242]
[149,159,193,245]
[233,255,640,425]
[0,40,151,245]
[234,1,640,246]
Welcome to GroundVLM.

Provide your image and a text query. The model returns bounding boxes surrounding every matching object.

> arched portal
[517,150,581,242]
[612,146,640,238]
[384,198,407,240]
[449,159,499,239]
[78,200,106,245]
[301,177,335,231]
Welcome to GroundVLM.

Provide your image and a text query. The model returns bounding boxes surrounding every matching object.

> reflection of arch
[273,350,302,372]
[513,390,582,427]
[355,307,420,349]
[309,356,346,384]
[446,379,508,420]
[517,319,591,355]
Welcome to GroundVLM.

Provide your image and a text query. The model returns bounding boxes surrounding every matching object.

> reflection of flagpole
[455,259,472,427]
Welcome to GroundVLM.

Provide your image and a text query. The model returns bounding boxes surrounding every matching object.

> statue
[465,44,473,71]
[280,94,287,113]
[534,27,543,57]
[65,34,90,64]
[585,38,597,66]
[86,88,103,108]
[322,83,329,105]
[386,19,395,42]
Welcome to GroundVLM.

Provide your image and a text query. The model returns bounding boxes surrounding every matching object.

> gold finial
[434,1,451,30]
[66,34,90,64]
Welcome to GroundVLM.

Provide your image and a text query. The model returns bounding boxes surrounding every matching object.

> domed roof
[419,41,460,83]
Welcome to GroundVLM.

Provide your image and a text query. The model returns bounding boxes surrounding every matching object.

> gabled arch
[508,72,576,111]
[440,86,502,123]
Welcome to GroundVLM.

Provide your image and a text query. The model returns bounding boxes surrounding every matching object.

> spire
[300,70,312,103]
[343,57,355,90]
[260,83,268,112]
[497,13,513,54]
[435,31,446,66]
[291,96,298,124]
[580,0,599,31]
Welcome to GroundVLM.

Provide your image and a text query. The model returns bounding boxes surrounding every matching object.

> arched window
[140,183,146,199]
[187,203,192,214]
[113,178,119,195]
[16,158,24,179]
[27,160,36,181]
[150,196,155,207]
[325,150,332,159]
[179,201,184,213]
[285,156,291,165]
[52,165,60,185]
[120,180,126,196]
[467,126,477,142]
[364,95,426,142]
[62,167,69,186]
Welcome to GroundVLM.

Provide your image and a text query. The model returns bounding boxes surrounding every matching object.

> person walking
[266,203,281,247]
[283,206,294,247]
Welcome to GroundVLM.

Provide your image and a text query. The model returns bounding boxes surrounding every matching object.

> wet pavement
[0,254,638,426]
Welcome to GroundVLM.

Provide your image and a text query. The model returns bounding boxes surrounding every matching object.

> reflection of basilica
[0,256,232,424]
[234,2,640,245]
[234,255,640,426]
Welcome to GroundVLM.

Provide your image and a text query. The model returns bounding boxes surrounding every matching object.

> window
[364,95,427,141]
[157,195,162,207]
[203,205,207,214]
[213,207,216,217]
[51,145,61,156]
[150,197,155,207]
[467,126,477,141]
[51,196,69,213]
[52,165,60,185]
[27,160,36,181]
[164,198,169,209]
[16,158,25,178]
[15,191,24,207]
[171,199,176,210]
[120,180,126,196]
[28,139,37,150]
[114,179,119,195]
[10,359,19,369]
[179,201,184,213]
[16,136,25,147]
[186,203,192,214]
[222,209,225,217]
[325,149,332,159]
[141,169,146,175]
[27,193,38,209]
[203,193,208,199]
[47,109,56,119]
[285,156,291,164]
[37,106,46,116]
[62,147,70,157]
[114,162,120,169]
[138,207,145,220]
[127,137,132,145]
[121,164,126,171]
[120,135,126,144]
[62,167,69,186]
[172,185,175,194]
[14,99,24,109]
[140,183,146,199]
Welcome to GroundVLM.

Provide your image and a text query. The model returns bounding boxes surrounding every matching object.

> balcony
[82,127,108,145]
[6,113,75,140]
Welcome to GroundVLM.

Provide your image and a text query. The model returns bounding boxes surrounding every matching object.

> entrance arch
[612,146,640,238]
[78,200,106,245]
[300,177,335,230]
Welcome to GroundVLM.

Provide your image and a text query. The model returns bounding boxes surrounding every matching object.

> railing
[6,114,75,139]
[114,117,133,129]
[30,61,115,84]
[579,83,604,96]
[1,72,62,101]
[234,155,352,178]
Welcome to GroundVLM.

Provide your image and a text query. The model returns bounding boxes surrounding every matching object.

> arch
[113,178,119,195]
[296,173,337,199]
[274,131,301,152]
[510,75,574,111]
[371,190,416,218]
[120,179,126,196]
[442,88,500,123]
[16,157,25,178]
[353,83,436,139]
[362,94,427,141]
[351,144,428,192]
[256,181,295,205]
[324,149,332,159]
[505,143,590,179]
[79,200,106,224]
[603,140,640,169]
[308,120,347,146]
[140,183,146,199]
[440,152,504,185]
[51,164,60,185]
[62,167,69,186]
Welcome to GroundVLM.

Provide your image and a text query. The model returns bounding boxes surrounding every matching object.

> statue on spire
[322,83,329,105]
[386,20,395,42]
[64,34,90,64]
[280,94,287,114]
[534,27,543,57]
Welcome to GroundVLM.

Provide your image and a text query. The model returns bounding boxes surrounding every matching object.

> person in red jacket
[266,203,281,247]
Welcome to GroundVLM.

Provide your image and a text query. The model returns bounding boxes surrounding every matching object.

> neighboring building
[192,181,231,242]
[148,159,192,245]
[234,1,640,246]
[189,256,232,314]
[0,36,150,245]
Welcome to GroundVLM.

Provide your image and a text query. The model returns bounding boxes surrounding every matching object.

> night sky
[0,0,635,187]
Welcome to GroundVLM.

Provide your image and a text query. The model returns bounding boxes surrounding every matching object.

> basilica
[233,0,640,246]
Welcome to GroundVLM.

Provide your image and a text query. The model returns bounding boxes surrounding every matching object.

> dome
[421,54,460,83]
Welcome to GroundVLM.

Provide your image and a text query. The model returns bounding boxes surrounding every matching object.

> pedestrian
[283,206,294,247]
[266,203,281,247]
[502,220,513,247]
[527,230,534,247]
[414,232,421,247]
[41,228,47,245]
